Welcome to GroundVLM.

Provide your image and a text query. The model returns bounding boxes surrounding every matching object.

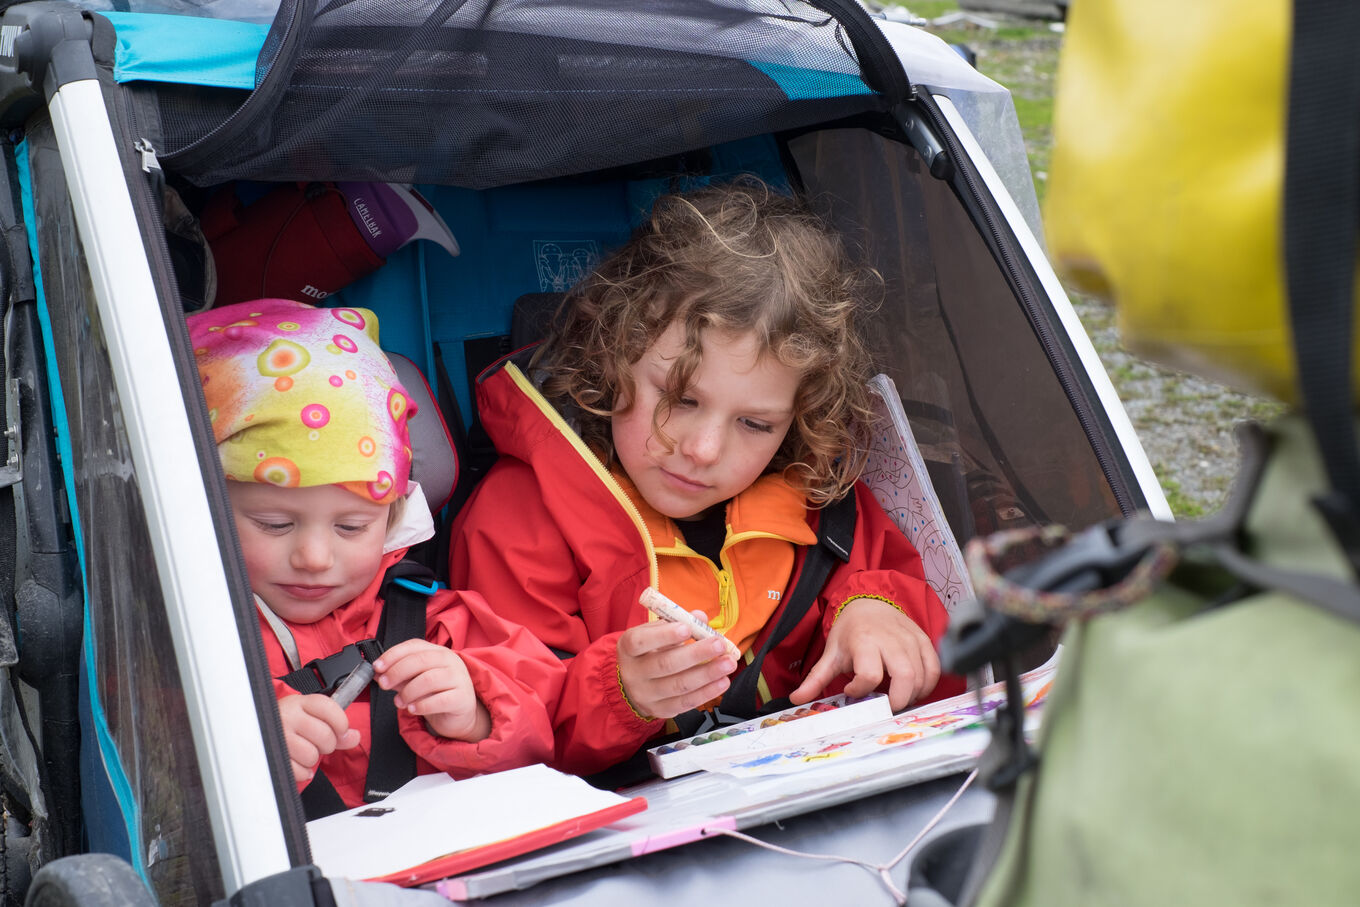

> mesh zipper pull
[134,138,161,174]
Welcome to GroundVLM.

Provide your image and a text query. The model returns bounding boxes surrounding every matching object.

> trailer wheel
[1,811,35,906]
[23,855,154,907]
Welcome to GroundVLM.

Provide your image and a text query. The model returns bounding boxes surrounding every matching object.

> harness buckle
[300,638,383,694]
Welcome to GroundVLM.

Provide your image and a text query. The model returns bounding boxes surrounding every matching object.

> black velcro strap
[299,770,349,821]
[671,706,755,740]
[711,491,857,721]
[278,638,382,695]
[1284,0,1360,576]
[364,560,437,802]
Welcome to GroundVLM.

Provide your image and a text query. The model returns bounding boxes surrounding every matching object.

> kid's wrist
[464,701,492,742]
[832,594,906,623]
[616,664,657,723]
[425,699,492,742]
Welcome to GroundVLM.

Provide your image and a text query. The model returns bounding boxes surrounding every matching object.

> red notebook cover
[369,795,648,887]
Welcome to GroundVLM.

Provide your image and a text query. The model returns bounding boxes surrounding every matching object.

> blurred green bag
[967,418,1360,905]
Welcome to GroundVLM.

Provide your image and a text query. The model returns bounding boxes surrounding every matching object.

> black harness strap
[298,765,348,820]
[286,558,437,819]
[673,491,857,735]
[278,638,383,695]
[1283,0,1360,577]
[365,560,436,802]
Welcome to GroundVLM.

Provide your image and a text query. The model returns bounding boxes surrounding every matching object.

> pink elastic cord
[704,768,980,905]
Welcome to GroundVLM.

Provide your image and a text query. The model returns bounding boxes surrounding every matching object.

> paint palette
[646,692,893,779]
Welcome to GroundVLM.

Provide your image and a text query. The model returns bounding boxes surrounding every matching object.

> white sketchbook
[864,373,974,612]
[305,764,645,885]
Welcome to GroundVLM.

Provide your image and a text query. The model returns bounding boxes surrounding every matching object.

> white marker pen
[639,587,742,662]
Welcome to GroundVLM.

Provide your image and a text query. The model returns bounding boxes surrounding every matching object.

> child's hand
[789,598,941,711]
[277,693,360,785]
[617,615,738,720]
[373,639,492,743]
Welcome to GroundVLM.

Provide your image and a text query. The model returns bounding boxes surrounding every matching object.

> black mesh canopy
[158,0,901,186]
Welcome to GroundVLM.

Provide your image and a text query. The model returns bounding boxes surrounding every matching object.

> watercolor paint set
[645,692,893,779]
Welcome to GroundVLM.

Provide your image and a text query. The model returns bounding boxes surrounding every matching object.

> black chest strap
[674,491,857,735]
[287,558,438,819]
[365,560,436,802]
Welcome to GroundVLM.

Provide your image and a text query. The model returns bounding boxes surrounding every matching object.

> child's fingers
[633,662,732,718]
[373,647,491,742]
[617,619,698,658]
[877,645,924,710]
[653,634,732,678]
[910,636,942,701]
[842,645,886,700]
[287,733,322,781]
[405,687,492,744]
[279,694,357,781]
[424,699,492,743]
[650,653,736,700]
[393,661,471,712]
[374,640,457,693]
[291,757,315,785]
[878,623,941,707]
[373,638,439,678]
[294,690,349,726]
[788,654,842,705]
[617,636,737,719]
[284,693,349,741]
[653,673,732,716]
[849,628,941,710]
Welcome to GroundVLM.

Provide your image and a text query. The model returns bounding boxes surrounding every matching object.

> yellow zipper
[504,363,659,588]
[715,564,734,629]
[663,527,806,634]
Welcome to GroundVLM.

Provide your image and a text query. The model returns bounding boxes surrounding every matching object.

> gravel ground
[1067,296,1284,518]
[919,14,1286,517]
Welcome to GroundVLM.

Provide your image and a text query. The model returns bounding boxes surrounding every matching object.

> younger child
[190,298,564,813]
[450,180,964,777]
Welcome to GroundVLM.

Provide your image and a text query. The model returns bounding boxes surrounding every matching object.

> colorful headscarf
[188,299,415,504]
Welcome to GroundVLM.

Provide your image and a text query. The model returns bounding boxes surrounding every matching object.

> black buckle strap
[714,491,857,721]
[671,707,753,739]
[280,638,383,695]
[367,561,435,802]
[1284,0,1360,577]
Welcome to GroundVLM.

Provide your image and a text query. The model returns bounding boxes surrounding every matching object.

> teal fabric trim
[104,11,266,89]
[16,140,147,881]
[750,61,873,100]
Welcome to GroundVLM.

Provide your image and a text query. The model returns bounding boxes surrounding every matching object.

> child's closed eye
[740,418,775,433]
[251,519,294,533]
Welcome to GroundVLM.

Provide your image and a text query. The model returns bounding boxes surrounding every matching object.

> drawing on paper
[693,652,1059,778]
[862,373,973,612]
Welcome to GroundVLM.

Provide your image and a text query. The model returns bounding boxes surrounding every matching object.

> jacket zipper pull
[717,569,734,614]
[134,138,161,174]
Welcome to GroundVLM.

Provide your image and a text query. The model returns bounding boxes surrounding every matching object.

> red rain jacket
[262,547,565,808]
[449,360,964,777]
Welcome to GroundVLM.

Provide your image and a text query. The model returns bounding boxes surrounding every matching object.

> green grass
[901,0,961,17]
[903,2,1061,203]
[1108,362,1152,386]
[1153,466,1207,520]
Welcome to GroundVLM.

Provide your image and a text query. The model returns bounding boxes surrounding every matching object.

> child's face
[228,482,390,623]
[612,322,800,520]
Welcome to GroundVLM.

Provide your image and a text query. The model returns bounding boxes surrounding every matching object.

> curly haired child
[449,179,963,777]
[190,298,563,814]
